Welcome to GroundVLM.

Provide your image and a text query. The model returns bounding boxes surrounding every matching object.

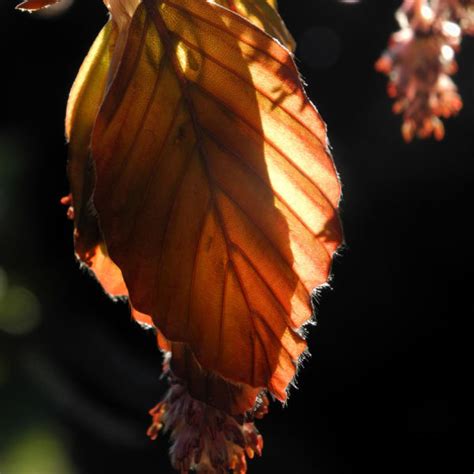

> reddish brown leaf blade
[92,0,342,398]
[16,0,61,11]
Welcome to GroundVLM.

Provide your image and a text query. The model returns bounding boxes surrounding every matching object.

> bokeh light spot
[0,270,41,335]
[0,425,77,474]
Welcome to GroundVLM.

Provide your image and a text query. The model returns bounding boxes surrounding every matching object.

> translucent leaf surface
[91,0,342,398]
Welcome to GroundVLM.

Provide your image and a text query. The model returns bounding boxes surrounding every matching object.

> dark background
[0,0,466,472]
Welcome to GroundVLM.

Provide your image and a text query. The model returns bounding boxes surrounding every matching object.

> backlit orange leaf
[91,0,342,400]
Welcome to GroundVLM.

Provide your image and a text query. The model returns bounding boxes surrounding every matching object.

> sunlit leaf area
[1,0,466,473]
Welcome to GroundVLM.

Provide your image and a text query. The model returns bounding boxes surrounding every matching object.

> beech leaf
[91,0,342,398]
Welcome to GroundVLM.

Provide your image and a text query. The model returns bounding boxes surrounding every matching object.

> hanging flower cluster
[376,0,473,141]
[17,0,342,472]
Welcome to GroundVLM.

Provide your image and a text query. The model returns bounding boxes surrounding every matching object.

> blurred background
[0,0,466,472]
